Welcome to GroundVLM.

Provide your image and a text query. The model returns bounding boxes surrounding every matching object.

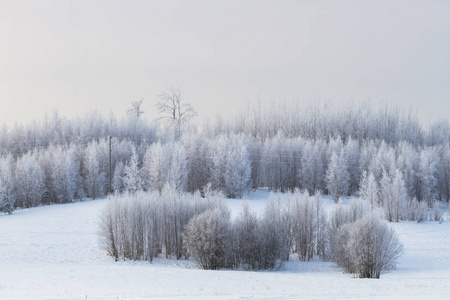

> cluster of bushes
[99,185,226,262]
[183,197,292,270]
[100,188,404,278]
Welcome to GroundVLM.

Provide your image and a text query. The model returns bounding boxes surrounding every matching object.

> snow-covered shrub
[347,216,403,278]
[330,209,404,279]
[430,201,443,221]
[313,192,328,259]
[234,198,291,270]
[160,185,190,259]
[327,198,374,261]
[192,183,227,215]
[99,198,119,260]
[183,208,235,270]
[348,198,374,222]
[257,196,291,269]
[405,197,428,222]
[289,190,327,261]
[234,204,260,270]
[332,223,354,273]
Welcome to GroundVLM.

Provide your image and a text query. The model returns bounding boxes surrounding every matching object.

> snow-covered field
[1,191,449,300]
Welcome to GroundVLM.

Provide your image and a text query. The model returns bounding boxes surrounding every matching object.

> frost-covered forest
[1,98,450,216]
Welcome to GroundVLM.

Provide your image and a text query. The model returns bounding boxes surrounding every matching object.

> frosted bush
[347,216,403,278]
[430,201,443,221]
[405,198,428,222]
[183,208,235,270]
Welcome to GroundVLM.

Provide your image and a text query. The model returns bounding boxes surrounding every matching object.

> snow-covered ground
[1,191,449,299]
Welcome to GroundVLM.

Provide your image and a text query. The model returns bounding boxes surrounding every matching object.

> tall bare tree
[156,88,196,140]
[128,99,144,119]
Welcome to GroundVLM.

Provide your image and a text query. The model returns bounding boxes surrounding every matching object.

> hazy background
[1,0,449,126]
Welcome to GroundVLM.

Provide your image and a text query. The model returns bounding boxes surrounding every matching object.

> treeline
[2,102,450,213]
[0,110,158,157]
[100,189,403,278]
[203,101,446,146]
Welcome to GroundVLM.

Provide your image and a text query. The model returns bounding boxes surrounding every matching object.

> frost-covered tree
[166,142,188,193]
[15,151,45,207]
[427,119,450,146]
[66,145,85,201]
[224,137,251,198]
[359,171,379,209]
[379,168,393,221]
[378,168,408,222]
[48,145,83,203]
[419,148,438,206]
[344,137,360,195]
[260,133,288,191]
[208,135,252,197]
[369,142,396,183]
[300,140,325,194]
[440,145,450,202]
[328,136,344,157]
[326,151,349,202]
[143,142,168,194]
[51,146,69,203]
[208,136,228,192]
[390,169,408,222]
[84,142,106,199]
[359,140,377,177]
[396,142,420,200]
[182,134,210,192]
[112,161,125,194]
[123,148,143,194]
[0,155,15,214]
[127,99,144,119]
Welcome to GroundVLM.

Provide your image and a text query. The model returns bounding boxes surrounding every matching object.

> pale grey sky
[0,0,449,125]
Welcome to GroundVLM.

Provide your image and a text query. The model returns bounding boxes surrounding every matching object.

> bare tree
[156,88,197,140]
[128,99,144,119]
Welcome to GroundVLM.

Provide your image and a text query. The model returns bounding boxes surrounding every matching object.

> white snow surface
[0,190,449,299]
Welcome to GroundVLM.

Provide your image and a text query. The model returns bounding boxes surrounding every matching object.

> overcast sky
[0,0,449,126]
